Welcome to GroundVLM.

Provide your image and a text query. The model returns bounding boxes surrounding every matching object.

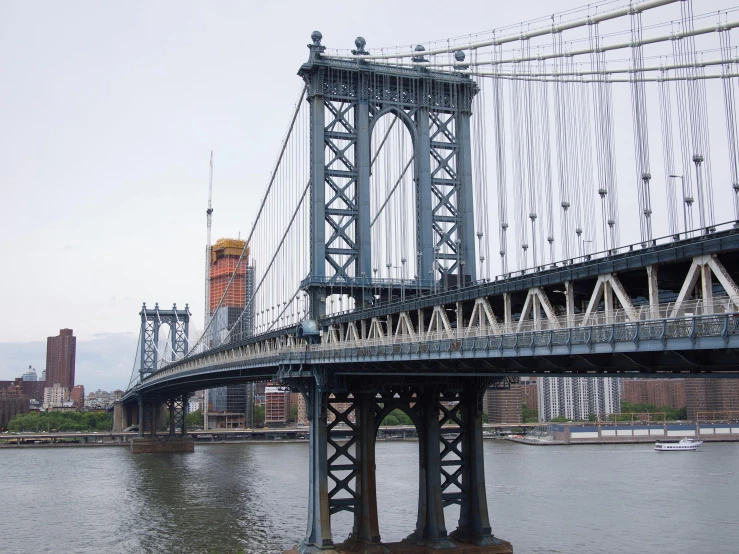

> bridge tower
[292,33,509,554]
[299,32,478,319]
[131,302,194,453]
[139,302,191,380]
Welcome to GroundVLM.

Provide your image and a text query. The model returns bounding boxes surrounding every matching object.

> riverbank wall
[513,422,739,445]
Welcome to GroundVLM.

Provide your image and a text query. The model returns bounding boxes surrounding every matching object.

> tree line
[8,411,113,433]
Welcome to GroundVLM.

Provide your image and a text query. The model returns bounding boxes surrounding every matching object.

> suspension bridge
[114,1,739,552]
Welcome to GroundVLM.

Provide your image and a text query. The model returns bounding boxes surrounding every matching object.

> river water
[1,440,737,553]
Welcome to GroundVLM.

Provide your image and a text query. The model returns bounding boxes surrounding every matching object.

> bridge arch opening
[373,396,421,542]
[370,110,417,287]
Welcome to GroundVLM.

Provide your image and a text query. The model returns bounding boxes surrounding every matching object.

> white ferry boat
[654,437,703,451]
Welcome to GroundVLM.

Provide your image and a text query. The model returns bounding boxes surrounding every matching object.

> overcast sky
[0,0,734,389]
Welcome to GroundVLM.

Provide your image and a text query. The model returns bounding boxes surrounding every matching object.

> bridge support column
[408,389,455,550]
[343,393,387,554]
[450,383,502,547]
[130,394,193,454]
[113,400,124,433]
[300,381,338,554]
[137,395,144,437]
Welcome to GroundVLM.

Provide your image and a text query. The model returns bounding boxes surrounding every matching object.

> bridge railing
[297,313,739,361]
[505,220,739,280]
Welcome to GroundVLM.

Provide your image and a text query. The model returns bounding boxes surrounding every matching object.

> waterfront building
[43,383,69,409]
[622,378,686,409]
[538,377,620,422]
[188,400,201,413]
[22,366,38,381]
[205,384,252,429]
[46,329,76,390]
[686,379,739,421]
[0,387,29,428]
[265,386,291,426]
[483,384,522,424]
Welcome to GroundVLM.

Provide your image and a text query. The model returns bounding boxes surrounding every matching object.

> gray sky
[0,0,735,389]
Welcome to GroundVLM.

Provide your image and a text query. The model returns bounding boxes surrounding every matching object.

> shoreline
[505,436,739,446]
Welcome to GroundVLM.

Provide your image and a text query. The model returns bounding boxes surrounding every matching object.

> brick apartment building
[483,384,522,424]
[521,378,538,412]
[622,379,686,409]
[265,386,291,426]
[686,379,739,420]
[46,329,76,390]
[0,385,29,428]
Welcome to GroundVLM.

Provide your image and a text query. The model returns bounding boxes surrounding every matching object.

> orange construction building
[209,238,249,315]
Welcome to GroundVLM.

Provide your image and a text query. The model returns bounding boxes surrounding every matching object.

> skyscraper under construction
[204,238,256,429]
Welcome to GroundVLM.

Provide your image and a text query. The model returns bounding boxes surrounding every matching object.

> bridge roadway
[123,227,739,403]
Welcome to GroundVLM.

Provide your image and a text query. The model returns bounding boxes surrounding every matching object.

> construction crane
[204,151,214,332]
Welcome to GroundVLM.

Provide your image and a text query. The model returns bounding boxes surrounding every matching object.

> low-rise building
[43,383,69,409]
[0,387,29,428]
[265,386,291,426]
[69,385,85,410]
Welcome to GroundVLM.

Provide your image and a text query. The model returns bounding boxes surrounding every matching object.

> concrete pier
[286,539,513,554]
[130,436,194,453]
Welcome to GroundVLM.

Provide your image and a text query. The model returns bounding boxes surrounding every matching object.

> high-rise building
[22,366,38,381]
[686,379,739,421]
[203,238,255,430]
[622,379,686,410]
[483,384,522,424]
[46,329,76,390]
[208,239,250,315]
[538,377,620,422]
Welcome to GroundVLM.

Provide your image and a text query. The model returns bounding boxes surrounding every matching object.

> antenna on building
[204,151,214,331]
